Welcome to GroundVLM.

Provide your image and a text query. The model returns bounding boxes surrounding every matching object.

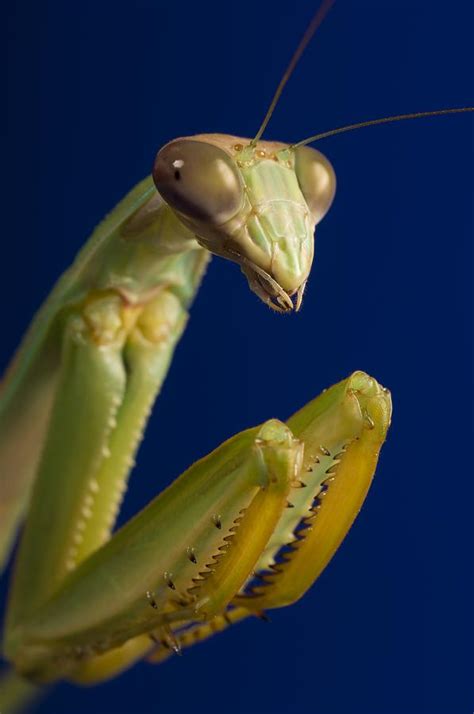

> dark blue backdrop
[2,1,473,713]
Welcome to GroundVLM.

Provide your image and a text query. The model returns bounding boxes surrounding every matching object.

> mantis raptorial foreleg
[6,417,303,681]
[6,288,191,626]
[4,371,390,686]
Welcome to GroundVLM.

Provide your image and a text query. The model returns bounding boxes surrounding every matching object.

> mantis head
[150,0,472,313]
[152,134,335,312]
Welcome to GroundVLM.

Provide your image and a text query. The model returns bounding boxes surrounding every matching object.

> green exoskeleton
[0,128,391,684]
[0,0,472,700]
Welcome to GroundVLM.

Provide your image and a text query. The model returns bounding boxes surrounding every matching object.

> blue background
[2,1,473,713]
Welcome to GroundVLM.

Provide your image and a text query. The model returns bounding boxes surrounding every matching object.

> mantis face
[153,134,336,311]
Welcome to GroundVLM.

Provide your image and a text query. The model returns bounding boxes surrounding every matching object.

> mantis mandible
[0,0,472,699]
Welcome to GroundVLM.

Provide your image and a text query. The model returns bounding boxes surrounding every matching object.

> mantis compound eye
[153,139,244,224]
[294,145,336,225]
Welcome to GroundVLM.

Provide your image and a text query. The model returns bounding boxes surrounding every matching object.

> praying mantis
[0,0,473,711]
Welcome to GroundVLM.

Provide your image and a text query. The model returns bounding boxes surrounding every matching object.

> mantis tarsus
[0,0,472,703]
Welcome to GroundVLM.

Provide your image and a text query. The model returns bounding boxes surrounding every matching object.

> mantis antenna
[251,0,336,145]
[291,107,474,147]
[251,0,473,146]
